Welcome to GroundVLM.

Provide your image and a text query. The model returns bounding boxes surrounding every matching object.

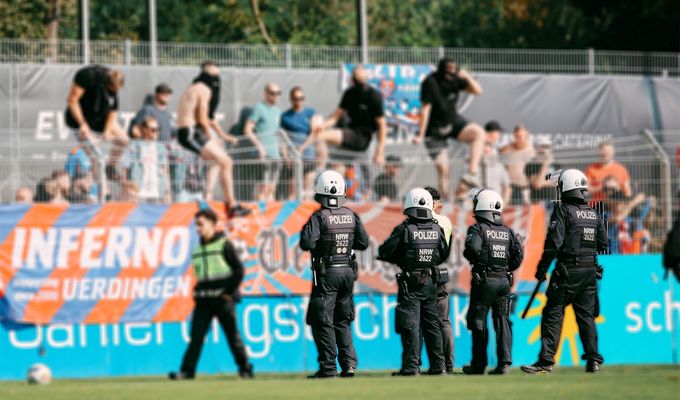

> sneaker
[460,173,480,187]
[340,367,355,378]
[520,363,553,374]
[391,370,417,377]
[488,365,510,375]
[307,371,336,379]
[168,371,194,380]
[585,361,600,373]
[446,367,455,375]
[238,363,254,379]
[227,203,252,218]
[426,369,446,376]
[462,365,485,375]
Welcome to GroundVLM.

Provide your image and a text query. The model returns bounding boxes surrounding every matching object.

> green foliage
[0,0,677,51]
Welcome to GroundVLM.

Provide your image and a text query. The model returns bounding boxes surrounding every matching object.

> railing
[1,39,679,76]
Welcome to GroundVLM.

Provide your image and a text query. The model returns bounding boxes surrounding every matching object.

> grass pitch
[0,365,677,400]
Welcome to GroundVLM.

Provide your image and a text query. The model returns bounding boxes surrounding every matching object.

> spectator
[484,120,503,147]
[34,170,70,204]
[373,155,402,202]
[244,83,284,202]
[499,125,535,205]
[413,58,485,198]
[65,145,98,202]
[585,141,632,203]
[281,86,326,198]
[65,64,129,183]
[176,61,248,217]
[122,116,171,203]
[525,136,561,203]
[480,140,511,205]
[310,65,387,166]
[14,187,33,204]
[67,171,95,204]
[604,186,653,254]
[129,83,175,141]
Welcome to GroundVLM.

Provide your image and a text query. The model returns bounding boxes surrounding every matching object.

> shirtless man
[176,61,250,216]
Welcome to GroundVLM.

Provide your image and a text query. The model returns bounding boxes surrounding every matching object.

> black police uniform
[300,205,369,377]
[463,218,523,373]
[379,217,450,375]
[534,197,607,368]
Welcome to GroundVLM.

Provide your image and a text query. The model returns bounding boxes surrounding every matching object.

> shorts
[424,115,470,160]
[177,126,210,154]
[303,160,318,175]
[261,160,282,186]
[340,128,373,152]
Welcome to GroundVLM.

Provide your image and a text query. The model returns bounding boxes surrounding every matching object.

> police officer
[300,170,369,378]
[521,169,607,374]
[169,208,253,380]
[462,189,524,375]
[379,188,449,376]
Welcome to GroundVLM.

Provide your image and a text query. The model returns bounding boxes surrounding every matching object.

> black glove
[596,265,603,280]
[535,263,548,282]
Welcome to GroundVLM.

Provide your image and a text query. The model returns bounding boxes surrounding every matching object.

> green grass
[1,366,678,400]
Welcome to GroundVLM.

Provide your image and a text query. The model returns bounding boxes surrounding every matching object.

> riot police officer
[521,169,607,374]
[379,188,449,376]
[462,189,524,375]
[300,170,369,379]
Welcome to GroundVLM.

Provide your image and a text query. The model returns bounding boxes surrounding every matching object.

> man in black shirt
[413,59,485,199]
[373,155,401,201]
[310,66,387,166]
[65,65,129,184]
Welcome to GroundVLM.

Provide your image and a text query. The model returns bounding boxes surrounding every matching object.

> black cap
[155,83,173,94]
[386,155,402,166]
[484,120,503,133]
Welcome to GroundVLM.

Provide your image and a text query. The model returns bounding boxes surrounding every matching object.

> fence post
[641,129,672,232]
[588,47,595,75]
[438,46,445,61]
[124,39,132,66]
[285,43,292,70]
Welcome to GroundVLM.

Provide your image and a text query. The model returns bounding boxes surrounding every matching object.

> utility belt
[557,255,597,269]
[472,265,513,286]
[396,267,441,294]
[312,254,358,283]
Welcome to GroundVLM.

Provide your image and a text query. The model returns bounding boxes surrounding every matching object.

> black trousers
[180,297,249,375]
[437,285,455,369]
[466,275,512,368]
[538,266,603,365]
[306,267,357,374]
[396,279,444,373]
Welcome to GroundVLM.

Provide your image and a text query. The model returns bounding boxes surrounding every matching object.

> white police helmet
[404,188,434,220]
[558,169,588,200]
[471,188,504,224]
[314,170,346,208]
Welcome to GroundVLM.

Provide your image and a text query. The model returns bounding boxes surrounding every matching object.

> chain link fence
[1,39,679,76]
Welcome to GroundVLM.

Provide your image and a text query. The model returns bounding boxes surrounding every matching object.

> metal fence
[1,39,679,76]
[0,127,672,255]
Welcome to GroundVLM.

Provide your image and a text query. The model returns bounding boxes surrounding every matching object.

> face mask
[194,72,221,119]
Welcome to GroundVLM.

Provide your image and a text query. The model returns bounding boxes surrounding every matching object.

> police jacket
[192,233,245,299]
[299,206,369,265]
[537,199,608,273]
[464,218,523,275]
[378,217,450,271]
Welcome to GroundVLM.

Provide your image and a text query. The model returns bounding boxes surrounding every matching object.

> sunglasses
[144,126,159,132]
[268,90,282,96]
[292,96,305,101]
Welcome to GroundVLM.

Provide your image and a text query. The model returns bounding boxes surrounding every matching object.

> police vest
[479,223,511,272]
[560,203,599,262]
[192,237,233,283]
[319,207,356,265]
[402,221,441,271]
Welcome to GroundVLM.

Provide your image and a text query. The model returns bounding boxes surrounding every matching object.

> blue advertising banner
[0,255,677,379]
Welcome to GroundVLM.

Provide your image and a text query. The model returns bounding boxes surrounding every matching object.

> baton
[521,280,544,319]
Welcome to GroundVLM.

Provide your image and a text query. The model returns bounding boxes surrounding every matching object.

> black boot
[462,365,485,375]
[238,363,254,379]
[488,365,510,375]
[340,367,355,378]
[520,363,553,374]
[586,360,600,373]
[307,371,336,379]
[168,371,194,380]
[391,370,417,377]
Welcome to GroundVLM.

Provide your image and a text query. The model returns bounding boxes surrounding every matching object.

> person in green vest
[169,207,253,380]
